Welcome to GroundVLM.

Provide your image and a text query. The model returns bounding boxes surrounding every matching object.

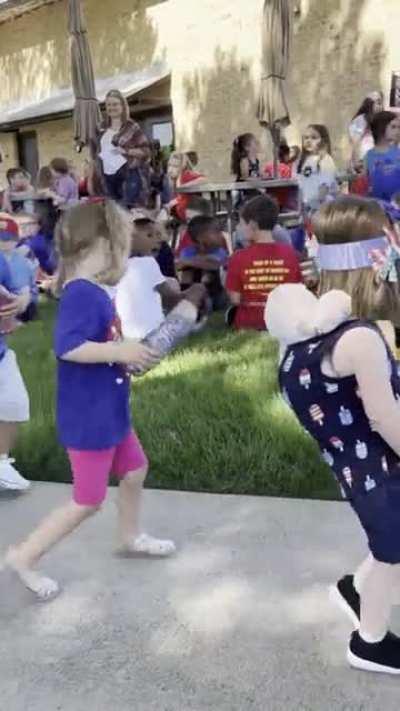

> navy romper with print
[279,319,400,564]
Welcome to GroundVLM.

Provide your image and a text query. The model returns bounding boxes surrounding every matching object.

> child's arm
[157,282,205,311]
[333,326,400,456]
[227,290,241,306]
[2,189,13,214]
[239,158,250,180]
[61,340,158,368]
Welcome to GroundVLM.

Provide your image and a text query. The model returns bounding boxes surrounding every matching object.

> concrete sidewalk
[1,484,399,711]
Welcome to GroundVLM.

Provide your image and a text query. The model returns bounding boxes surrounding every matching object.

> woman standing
[98,90,150,204]
[349,91,384,167]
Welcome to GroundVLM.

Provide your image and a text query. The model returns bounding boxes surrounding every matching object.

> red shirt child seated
[226,195,302,330]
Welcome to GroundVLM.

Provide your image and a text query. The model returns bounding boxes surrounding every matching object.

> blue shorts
[351,476,400,564]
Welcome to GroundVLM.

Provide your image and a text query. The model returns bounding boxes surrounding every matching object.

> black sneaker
[348,631,400,674]
[330,575,360,628]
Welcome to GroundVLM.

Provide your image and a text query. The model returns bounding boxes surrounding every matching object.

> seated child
[263,142,299,179]
[176,215,228,308]
[25,200,58,278]
[0,218,38,321]
[2,168,35,214]
[36,166,62,205]
[175,196,213,257]
[225,195,302,330]
[115,211,205,340]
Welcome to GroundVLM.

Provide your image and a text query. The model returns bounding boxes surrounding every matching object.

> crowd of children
[3,88,400,675]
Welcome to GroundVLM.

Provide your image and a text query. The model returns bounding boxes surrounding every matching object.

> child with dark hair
[177,215,228,307]
[175,195,213,257]
[365,111,400,201]
[2,168,34,214]
[263,142,298,179]
[226,195,301,330]
[296,124,338,209]
[349,92,384,166]
[231,133,260,181]
[25,199,58,278]
[115,210,204,340]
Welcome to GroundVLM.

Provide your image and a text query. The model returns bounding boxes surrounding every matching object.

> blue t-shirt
[54,279,131,450]
[0,252,15,361]
[180,245,228,265]
[366,145,400,201]
[26,231,57,275]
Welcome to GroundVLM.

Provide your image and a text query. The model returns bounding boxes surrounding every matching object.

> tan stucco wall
[1,0,400,182]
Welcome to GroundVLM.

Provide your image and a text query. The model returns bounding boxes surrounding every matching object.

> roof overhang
[0,63,170,131]
[0,0,61,24]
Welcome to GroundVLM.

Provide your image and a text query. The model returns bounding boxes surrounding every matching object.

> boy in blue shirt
[0,218,38,321]
[176,215,228,309]
[0,218,31,490]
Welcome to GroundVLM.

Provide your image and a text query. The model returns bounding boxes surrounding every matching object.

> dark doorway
[17,131,39,180]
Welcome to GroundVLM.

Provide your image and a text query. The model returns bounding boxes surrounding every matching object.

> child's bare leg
[0,421,18,454]
[359,559,393,642]
[5,500,98,599]
[355,555,400,605]
[117,467,176,556]
[354,554,374,594]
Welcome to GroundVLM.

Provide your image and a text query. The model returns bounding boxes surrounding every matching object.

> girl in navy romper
[267,196,400,675]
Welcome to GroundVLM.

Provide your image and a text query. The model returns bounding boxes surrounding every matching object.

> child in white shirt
[116,211,204,340]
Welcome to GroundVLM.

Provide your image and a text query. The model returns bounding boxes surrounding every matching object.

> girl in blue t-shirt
[5,200,176,601]
[365,111,400,201]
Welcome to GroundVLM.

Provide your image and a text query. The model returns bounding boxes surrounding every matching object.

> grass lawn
[9,299,337,500]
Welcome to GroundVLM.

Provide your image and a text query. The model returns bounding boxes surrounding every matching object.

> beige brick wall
[0,132,19,187]
[1,0,400,181]
[0,119,88,189]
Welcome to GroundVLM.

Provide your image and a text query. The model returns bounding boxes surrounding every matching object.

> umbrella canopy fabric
[68,0,101,152]
[257,0,292,130]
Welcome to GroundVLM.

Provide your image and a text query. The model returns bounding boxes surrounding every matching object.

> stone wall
[1,0,400,185]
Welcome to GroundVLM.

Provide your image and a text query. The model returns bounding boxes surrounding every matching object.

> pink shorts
[67,430,148,506]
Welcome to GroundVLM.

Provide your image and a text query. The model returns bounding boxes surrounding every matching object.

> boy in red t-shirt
[226,195,302,330]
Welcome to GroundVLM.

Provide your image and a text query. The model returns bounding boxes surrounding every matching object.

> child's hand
[300,258,319,289]
[117,340,160,368]
[184,283,207,308]
[0,291,20,318]
[369,225,400,282]
[0,288,26,319]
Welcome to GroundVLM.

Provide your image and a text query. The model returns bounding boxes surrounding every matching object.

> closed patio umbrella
[68,0,101,153]
[257,0,292,177]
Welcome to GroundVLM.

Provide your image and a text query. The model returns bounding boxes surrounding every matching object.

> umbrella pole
[270,126,280,179]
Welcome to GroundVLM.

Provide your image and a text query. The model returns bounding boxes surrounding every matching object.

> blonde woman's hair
[313,196,400,322]
[55,200,131,290]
